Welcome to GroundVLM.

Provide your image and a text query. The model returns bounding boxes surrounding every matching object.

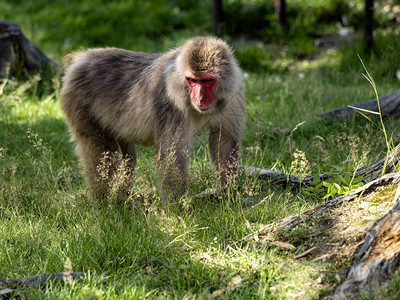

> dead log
[239,165,332,189]
[318,89,400,120]
[0,272,84,296]
[241,92,400,189]
[356,142,400,182]
[0,21,60,80]
[229,173,400,248]
[240,141,400,188]
[331,185,400,299]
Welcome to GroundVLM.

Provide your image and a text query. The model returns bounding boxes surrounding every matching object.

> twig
[295,246,317,259]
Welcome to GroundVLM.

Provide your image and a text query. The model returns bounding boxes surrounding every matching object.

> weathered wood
[240,141,400,188]
[239,165,332,189]
[318,89,400,120]
[0,21,60,80]
[0,272,84,296]
[331,185,400,299]
[356,142,400,181]
[229,173,400,248]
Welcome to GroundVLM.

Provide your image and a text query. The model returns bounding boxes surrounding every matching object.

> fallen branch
[295,246,317,259]
[239,165,332,189]
[330,185,400,299]
[318,88,400,120]
[229,173,400,248]
[239,142,400,188]
[0,272,84,296]
[355,142,400,182]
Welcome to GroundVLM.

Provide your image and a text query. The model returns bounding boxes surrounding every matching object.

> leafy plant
[304,165,364,199]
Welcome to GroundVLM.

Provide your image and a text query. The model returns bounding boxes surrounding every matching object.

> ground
[256,184,398,299]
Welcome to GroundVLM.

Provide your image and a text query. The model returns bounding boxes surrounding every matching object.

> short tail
[64,52,80,64]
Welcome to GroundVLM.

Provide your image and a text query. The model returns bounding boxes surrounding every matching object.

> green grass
[2,42,400,297]
[2,1,400,298]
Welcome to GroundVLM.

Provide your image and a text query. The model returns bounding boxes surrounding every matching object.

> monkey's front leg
[156,140,190,206]
[208,127,240,191]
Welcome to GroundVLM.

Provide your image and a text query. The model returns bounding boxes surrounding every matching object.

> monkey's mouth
[198,105,212,111]
[192,100,214,112]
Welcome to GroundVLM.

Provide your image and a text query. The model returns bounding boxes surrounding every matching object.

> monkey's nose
[196,95,204,102]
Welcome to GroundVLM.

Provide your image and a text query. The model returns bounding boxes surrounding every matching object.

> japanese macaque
[60,36,245,205]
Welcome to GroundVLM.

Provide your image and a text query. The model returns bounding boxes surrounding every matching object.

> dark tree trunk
[275,0,287,28]
[364,0,374,50]
[212,0,224,37]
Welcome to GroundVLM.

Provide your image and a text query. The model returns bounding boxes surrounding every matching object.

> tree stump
[0,21,60,80]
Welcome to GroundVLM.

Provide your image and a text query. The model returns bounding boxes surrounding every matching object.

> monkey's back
[60,48,170,146]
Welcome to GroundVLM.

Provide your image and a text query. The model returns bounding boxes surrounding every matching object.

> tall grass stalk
[355,54,392,176]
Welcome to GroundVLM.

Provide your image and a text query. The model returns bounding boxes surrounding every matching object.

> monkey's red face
[185,72,217,112]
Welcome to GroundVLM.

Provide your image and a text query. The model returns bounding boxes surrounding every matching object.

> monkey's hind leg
[74,133,135,203]
[114,140,137,200]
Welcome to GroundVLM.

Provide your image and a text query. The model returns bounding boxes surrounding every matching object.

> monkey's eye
[185,77,198,84]
[185,76,216,87]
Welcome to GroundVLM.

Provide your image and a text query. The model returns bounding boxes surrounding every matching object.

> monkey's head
[179,37,235,112]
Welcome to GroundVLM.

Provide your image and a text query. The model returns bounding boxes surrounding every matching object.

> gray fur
[60,37,245,205]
